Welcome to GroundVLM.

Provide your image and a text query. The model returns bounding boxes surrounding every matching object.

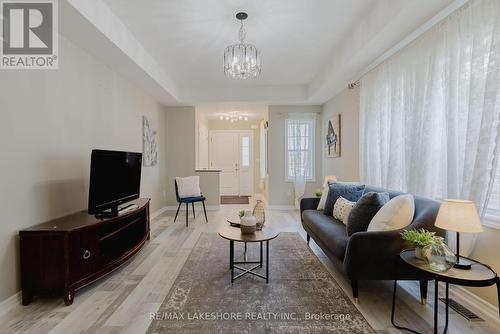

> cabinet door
[69,229,98,284]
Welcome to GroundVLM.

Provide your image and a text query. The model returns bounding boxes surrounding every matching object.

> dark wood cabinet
[19,198,150,305]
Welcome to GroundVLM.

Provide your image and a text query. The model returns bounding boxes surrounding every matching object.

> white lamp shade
[323,175,338,187]
[435,199,483,233]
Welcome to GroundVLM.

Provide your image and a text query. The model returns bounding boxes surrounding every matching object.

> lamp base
[454,257,472,270]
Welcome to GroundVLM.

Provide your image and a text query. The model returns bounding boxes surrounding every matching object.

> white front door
[210,131,254,196]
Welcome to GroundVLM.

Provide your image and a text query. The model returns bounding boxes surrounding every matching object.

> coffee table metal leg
[244,242,247,261]
[230,240,234,284]
[266,240,269,283]
[260,242,263,268]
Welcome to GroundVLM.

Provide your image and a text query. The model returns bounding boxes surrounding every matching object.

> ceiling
[102,0,378,88]
[77,0,456,104]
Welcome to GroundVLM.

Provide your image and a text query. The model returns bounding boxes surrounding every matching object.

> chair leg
[306,234,310,245]
[202,200,208,223]
[174,203,181,222]
[185,203,189,227]
[420,280,428,305]
[351,280,359,303]
[192,202,195,218]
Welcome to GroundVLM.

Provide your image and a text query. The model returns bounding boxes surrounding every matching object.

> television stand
[94,203,139,218]
[19,198,150,305]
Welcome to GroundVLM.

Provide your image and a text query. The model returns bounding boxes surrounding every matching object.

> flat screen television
[88,149,142,215]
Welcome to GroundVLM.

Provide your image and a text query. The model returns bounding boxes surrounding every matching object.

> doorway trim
[209,130,254,196]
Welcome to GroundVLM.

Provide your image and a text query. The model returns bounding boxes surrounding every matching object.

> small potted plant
[401,229,436,260]
[314,189,323,198]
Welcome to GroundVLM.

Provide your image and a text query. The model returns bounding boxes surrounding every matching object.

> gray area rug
[147,232,375,333]
[220,196,250,204]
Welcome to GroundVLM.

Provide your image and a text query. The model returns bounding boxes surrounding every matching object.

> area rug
[220,196,250,204]
[146,232,375,333]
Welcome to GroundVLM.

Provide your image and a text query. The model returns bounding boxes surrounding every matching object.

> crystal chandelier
[223,12,262,79]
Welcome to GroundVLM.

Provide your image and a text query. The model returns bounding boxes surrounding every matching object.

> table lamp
[434,199,483,270]
[323,175,338,187]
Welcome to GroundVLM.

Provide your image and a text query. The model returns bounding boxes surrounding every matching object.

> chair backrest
[175,176,201,201]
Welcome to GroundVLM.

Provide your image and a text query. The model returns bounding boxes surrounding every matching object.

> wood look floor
[0,201,498,334]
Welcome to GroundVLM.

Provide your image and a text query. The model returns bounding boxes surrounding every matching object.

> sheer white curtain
[360,0,500,254]
[286,118,313,208]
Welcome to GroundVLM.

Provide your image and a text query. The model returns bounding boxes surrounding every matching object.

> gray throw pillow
[346,192,390,236]
[323,182,365,216]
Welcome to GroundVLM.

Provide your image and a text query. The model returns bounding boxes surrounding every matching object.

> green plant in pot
[314,189,323,198]
[401,229,436,260]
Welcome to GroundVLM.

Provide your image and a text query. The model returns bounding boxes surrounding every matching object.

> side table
[392,249,499,334]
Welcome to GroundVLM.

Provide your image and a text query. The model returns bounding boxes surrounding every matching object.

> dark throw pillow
[346,192,390,236]
[324,182,365,216]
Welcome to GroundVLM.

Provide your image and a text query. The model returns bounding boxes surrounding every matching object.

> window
[485,163,500,225]
[285,118,315,181]
[241,136,250,167]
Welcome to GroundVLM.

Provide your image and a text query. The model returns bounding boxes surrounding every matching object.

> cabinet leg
[21,289,33,306]
[64,289,74,306]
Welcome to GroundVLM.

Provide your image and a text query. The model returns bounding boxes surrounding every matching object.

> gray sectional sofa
[300,185,445,302]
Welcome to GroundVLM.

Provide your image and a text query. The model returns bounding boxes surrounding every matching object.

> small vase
[240,210,256,234]
[252,200,266,231]
[423,237,456,273]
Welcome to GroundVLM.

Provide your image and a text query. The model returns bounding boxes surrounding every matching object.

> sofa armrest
[343,229,416,279]
[300,198,320,215]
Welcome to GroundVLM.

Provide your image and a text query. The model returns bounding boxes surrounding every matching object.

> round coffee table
[392,249,499,334]
[218,225,279,284]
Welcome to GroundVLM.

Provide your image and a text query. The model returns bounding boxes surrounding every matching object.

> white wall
[321,87,360,182]
[267,106,322,206]
[196,111,209,169]
[164,107,220,207]
[0,36,168,301]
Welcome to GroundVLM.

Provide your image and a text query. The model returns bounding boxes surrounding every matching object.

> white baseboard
[164,205,220,211]
[267,205,297,210]
[0,292,20,317]
[450,285,500,326]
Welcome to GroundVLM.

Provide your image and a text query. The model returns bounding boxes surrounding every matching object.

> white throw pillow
[367,194,415,232]
[175,176,201,198]
[317,184,330,210]
[333,196,356,224]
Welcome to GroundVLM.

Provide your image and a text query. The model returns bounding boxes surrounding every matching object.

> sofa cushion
[316,184,330,210]
[346,192,390,236]
[368,194,415,232]
[333,197,356,223]
[324,182,365,216]
[302,210,349,260]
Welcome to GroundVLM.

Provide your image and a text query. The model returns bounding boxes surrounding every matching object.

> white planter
[240,210,256,234]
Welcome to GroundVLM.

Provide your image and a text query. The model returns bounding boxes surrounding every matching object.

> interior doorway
[209,130,254,196]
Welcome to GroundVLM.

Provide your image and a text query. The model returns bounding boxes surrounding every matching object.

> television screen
[88,149,142,214]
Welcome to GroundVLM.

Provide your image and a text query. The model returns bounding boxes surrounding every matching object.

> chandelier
[223,12,262,79]
[219,111,249,122]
